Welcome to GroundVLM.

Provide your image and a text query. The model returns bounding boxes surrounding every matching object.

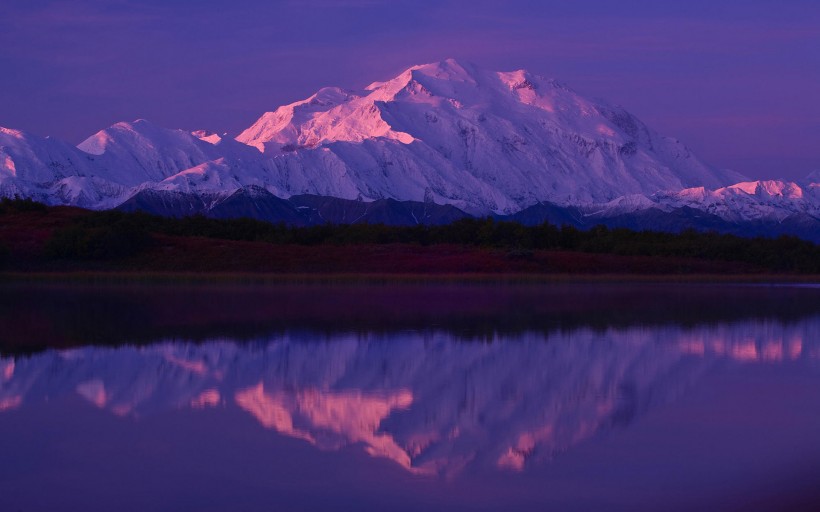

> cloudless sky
[1,0,818,180]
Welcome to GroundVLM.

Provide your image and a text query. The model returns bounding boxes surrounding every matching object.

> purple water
[1,283,819,511]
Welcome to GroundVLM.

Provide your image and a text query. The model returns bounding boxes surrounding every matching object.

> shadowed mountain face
[116,187,471,226]
[288,194,470,226]
[112,185,820,241]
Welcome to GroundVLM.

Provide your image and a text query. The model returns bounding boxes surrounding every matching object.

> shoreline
[2,271,819,286]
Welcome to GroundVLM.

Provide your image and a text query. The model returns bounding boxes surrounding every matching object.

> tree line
[1,198,818,273]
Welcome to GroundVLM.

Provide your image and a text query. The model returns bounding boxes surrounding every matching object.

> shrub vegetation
[2,200,816,273]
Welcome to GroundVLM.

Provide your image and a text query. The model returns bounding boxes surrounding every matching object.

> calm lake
[1,282,820,511]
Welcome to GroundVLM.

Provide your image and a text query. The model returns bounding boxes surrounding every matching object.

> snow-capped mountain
[233,59,742,213]
[2,320,814,475]
[652,180,820,222]
[1,59,818,237]
[0,126,125,208]
[559,178,820,241]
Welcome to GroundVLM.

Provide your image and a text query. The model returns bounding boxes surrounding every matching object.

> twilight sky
[1,0,818,180]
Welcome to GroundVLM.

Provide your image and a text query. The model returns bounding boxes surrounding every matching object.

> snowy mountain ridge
[588,179,820,222]
[1,59,817,233]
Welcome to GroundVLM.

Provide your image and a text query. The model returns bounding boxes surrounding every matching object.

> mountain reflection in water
[2,318,818,476]
[3,282,820,511]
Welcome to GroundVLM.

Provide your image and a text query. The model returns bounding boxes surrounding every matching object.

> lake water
[1,282,820,511]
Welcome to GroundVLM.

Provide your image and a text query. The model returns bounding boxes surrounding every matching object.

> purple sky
[1,0,819,180]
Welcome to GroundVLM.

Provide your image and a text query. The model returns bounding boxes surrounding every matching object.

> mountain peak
[73,119,221,186]
[230,60,743,211]
[110,119,159,134]
[409,58,477,81]
[364,58,475,90]
[235,87,362,151]
[724,180,804,199]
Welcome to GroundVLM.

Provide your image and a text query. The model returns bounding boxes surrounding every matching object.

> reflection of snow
[1,359,13,382]
[497,426,553,471]
[191,389,221,408]
[0,395,21,411]
[236,383,417,471]
[2,317,819,476]
[163,355,208,375]
[679,330,804,363]
[76,380,107,408]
